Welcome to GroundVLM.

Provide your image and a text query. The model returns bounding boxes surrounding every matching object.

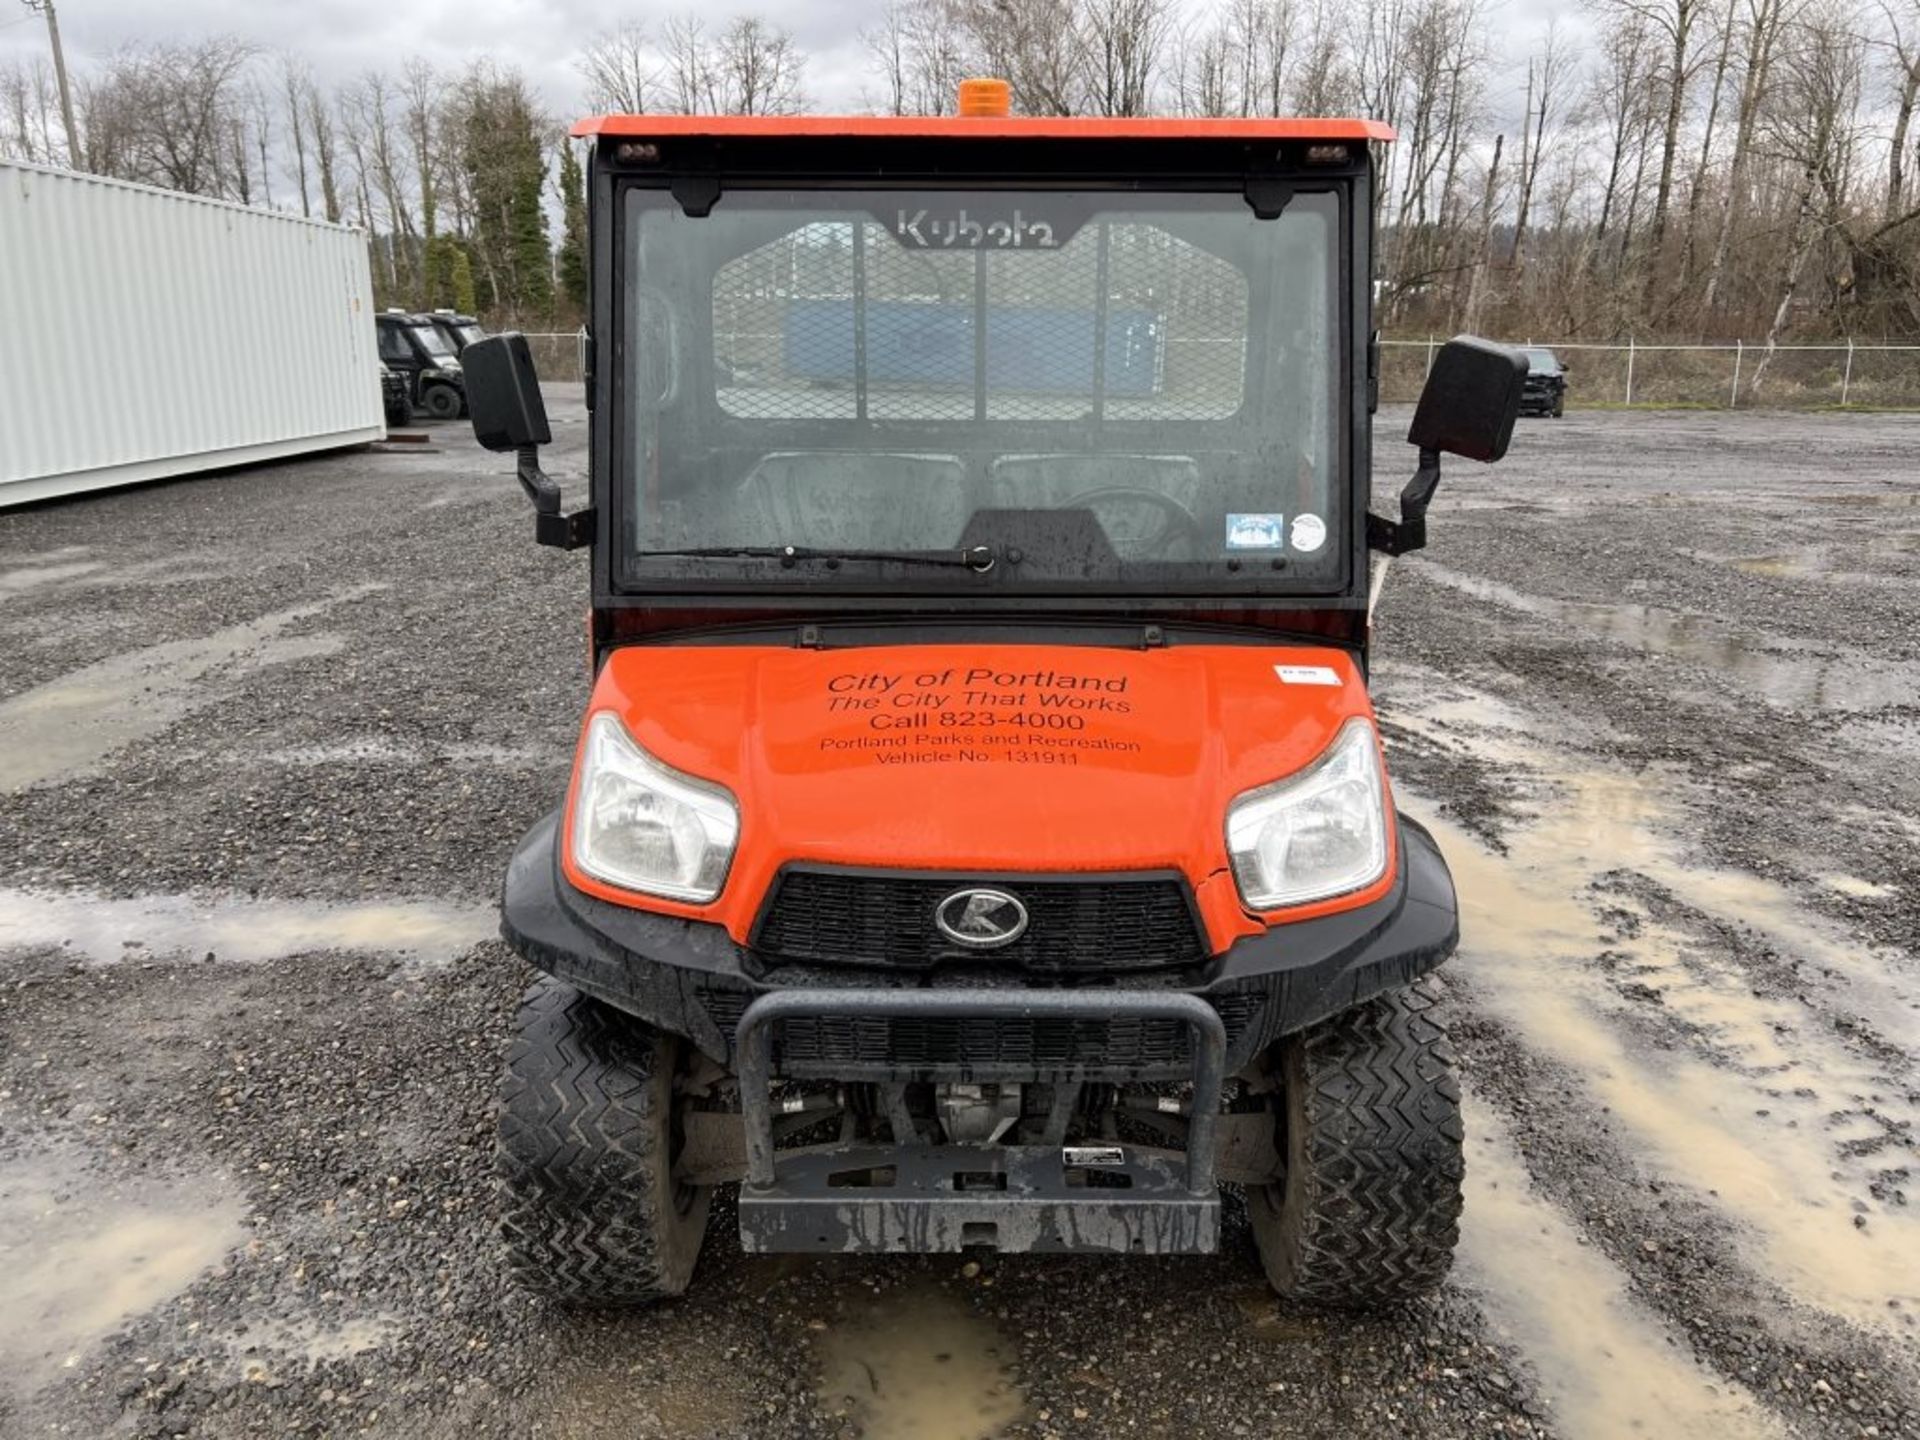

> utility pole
[21,0,81,169]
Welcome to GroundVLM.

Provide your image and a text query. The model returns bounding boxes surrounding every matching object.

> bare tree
[79,38,258,197]
[1701,0,1798,309]
[714,17,807,115]
[579,23,655,114]
[1750,2,1866,388]
[663,15,718,114]
[305,79,342,223]
[953,0,1085,115]
[0,58,64,164]
[1077,0,1173,116]
[1511,24,1577,273]
[1876,0,1920,216]
[1595,0,1713,262]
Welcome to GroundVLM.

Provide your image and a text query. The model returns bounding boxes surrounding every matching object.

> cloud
[0,0,878,117]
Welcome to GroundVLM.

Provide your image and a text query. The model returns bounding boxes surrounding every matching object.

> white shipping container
[0,160,384,507]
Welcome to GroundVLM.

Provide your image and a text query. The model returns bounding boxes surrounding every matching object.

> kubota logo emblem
[934,888,1029,949]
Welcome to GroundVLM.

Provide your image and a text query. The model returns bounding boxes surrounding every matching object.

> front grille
[769,991,1267,1081]
[753,869,1208,973]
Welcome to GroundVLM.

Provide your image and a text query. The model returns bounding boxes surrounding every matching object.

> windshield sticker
[1225,513,1286,550]
[1275,665,1341,686]
[1290,514,1328,553]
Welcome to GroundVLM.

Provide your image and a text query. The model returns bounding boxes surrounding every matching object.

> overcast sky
[2,0,1578,130]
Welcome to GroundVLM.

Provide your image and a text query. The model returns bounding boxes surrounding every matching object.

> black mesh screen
[712,220,1248,423]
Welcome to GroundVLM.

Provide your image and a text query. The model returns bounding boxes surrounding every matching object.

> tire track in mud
[1456,1096,1789,1438]
[1377,663,1918,1435]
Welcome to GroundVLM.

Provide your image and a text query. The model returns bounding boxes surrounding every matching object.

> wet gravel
[1,397,1916,1439]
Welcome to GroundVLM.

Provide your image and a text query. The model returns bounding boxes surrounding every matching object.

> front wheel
[1552,392,1566,418]
[1246,976,1464,1307]
[497,977,711,1305]
[422,383,462,421]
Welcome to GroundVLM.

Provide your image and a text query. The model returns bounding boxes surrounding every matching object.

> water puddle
[1725,552,1825,580]
[1805,491,1920,508]
[813,1281,1025,1440]
[1408,561,1920,711]
[0,1142,245,1393]
[1459,1098,1785,1439]
[0,559,106,595]
[0,586,385,792]
[228,1312,402,1383]
[0,886,495,966]
[1392,688,1920,1332]
[1819,873,1898,900]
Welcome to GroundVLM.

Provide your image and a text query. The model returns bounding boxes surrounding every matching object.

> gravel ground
[0,397,1915,1440]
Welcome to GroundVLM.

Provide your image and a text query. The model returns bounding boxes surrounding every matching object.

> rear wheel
[1247,976,1464,1307]
[497,977,711,1305]
[422,383,462,421]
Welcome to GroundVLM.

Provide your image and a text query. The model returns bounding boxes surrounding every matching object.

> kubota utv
[465,83,1526,1308]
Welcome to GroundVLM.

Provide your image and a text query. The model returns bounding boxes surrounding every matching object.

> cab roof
[571,115,1395,143]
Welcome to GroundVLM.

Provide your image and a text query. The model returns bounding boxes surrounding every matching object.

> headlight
[1226,718,1389,909]
[571,713,739,902]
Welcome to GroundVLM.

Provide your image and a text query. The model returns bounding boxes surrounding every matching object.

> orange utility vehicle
[466,88,1526,1308]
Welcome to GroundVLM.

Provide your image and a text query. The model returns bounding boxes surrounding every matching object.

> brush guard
[734,988,1226,1255]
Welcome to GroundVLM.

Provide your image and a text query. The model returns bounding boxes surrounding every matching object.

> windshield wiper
[639,544,999,573]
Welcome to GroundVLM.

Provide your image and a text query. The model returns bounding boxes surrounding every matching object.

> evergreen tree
[458,64,552,321]
[558,140,589,314]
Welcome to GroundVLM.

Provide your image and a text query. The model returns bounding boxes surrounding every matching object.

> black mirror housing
[465,333,552,452]
[1408,336,1527,462]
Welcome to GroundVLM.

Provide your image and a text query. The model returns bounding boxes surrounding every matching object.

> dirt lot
[0,397,1915,1440]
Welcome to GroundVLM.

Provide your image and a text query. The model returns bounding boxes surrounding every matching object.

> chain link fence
[521,329,1920,411]
[1381,338,1920,410]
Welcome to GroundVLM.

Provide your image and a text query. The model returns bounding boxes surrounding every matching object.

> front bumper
[499,809,1458,1082]
[501,814,1455,1256]
[1520,379,1564,411]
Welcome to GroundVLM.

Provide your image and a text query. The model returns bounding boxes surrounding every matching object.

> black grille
[771,992,1266,1081]
[753,869,1207,973]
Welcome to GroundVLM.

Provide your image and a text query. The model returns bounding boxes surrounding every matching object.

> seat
[734,452,969,550]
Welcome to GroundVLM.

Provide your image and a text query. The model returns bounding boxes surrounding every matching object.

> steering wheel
[1062,486,1206,559]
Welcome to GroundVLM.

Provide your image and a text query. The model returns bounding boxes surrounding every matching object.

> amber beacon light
[957,78,1012,117]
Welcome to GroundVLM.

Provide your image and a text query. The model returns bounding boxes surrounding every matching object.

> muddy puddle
[813,1281,1025,1440]
[1459,1097,1785,1438]
[1714,531,1920,582]
[1408,561,1920,711]
[0,886,495,966]
[0,558,106,594]
[0,1142,245,1395]
[1387,675,1920,1333]
[0,585,385,792]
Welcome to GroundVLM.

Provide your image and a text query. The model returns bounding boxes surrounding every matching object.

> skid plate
[737,1143,1220,1255]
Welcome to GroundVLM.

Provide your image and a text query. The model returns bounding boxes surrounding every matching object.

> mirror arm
[516,444,561,514]
[1366,448,1441,557]
[515,444,595,550]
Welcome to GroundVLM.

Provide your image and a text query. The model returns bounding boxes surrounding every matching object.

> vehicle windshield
[620,185,1344,590]
[411,325,456,359]
[457,325,485,345]
[1525,348,1559,372]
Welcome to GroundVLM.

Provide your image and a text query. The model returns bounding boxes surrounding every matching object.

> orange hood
[561,643,1393,953]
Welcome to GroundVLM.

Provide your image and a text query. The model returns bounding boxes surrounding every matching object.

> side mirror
[465,333,552,453]
[1408,336,1527,462]
[1370,335,1527,558]
[465,332,594,550]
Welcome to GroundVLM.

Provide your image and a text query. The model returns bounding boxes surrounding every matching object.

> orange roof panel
[571,114,1395,144]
